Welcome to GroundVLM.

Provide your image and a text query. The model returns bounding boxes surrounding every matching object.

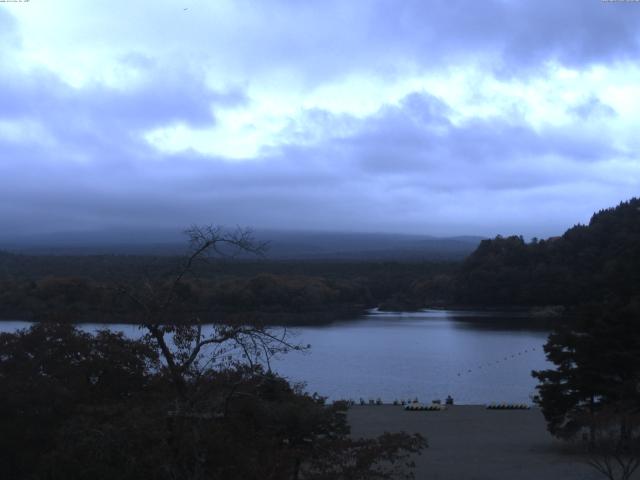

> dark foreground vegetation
[0,227,426,479]
[533,299,640,480]
[522,199,640,480]
[0,323,425,480]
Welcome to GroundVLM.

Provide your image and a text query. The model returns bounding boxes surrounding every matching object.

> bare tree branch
[114,225,302,399]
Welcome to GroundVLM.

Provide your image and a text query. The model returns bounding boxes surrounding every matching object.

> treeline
[454,198,640,307]
[0,255,456,324]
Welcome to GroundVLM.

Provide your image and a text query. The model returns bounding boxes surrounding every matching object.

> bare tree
[585,401,640,480]
[117,225,305,396]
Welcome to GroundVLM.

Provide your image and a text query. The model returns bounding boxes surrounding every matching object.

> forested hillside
[454,198,640,307]
[4,198,639,321]
[0,253,455,324]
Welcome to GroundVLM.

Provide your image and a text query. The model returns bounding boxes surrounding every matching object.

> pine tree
[532,300,640,443]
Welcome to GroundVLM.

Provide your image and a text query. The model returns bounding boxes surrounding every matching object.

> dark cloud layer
[221,0,640,81]
[0,82,632,237]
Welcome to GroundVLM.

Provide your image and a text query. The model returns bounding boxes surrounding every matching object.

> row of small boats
[345,400,532,410]
[404,403,447,411]
[402,402,532,411]
[486,403,531,410]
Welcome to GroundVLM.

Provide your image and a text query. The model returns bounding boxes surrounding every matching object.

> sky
[1,0,640,239]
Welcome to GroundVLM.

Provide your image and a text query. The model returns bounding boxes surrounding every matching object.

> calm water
[0,309,551,404]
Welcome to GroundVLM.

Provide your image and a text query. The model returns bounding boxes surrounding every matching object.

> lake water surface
[0,309,551,404]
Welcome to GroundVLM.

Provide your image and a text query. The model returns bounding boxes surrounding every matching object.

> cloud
[0,8,19,46]
[1,81,635,238]
[569,95,617,119]
[0,2,639,239]
[9,0,640,89]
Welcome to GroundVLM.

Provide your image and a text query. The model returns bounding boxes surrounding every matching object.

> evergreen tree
[532,300,640,443]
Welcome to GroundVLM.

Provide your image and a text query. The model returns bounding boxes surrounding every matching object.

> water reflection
[0,310,553,405]
[272,309,552,404]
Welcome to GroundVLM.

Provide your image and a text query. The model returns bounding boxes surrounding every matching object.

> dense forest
[0,252,456,325]
[455,198,640,308]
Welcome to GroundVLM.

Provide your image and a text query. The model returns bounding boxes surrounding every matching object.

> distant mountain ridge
[0,228,485,261]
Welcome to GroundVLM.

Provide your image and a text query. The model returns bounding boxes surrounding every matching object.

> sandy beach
[348,405,626,480]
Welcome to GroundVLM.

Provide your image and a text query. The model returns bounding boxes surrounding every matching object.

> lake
[0,309,551,404]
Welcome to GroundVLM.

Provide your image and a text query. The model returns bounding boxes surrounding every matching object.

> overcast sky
[1,0,639,239]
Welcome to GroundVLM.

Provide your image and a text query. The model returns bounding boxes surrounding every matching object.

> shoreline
[0,304,560,327]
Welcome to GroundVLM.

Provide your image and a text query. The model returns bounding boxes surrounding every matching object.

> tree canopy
[455,197,640,307]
